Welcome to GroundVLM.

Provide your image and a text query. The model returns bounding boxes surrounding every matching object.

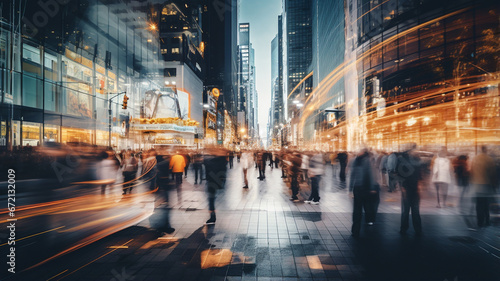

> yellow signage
[212,88,220,98]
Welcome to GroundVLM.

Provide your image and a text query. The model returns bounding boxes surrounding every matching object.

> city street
[4,162,499,281]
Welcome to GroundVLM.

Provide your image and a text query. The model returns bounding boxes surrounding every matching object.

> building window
[172,48,180,54]
[164,68,176,77]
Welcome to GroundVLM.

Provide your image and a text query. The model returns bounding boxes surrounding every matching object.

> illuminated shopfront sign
[131,124,196,133]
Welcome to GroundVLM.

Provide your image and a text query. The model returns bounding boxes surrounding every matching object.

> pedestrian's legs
[122,172,133,194]
[400,191,411,233]
[442,183,448,206]
[175,173,182,187]
[409,193,422,234]
[206,180,218,223]
[435,183,441,207]
[476,197,490,227]
[388,172,397,192]
[310,176,320,202]
[291,176,299,199]
[243,168,248,187]
[340,165,346,182]
[259,164,264,179]
[184,166,188,178]
[194,165,199,184]
[352,193,363,236]
[366,191,379,223]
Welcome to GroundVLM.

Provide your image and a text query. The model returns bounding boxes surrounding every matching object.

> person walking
[432,147,453,208]
[97,151,117,195]
[305,152,324,205]
[289,152,302,202]
[170,152,186,187]
[337,151,348,182]
[379,152,389,188]
[349,148,378,237]
[204,148,228,224]
[241,150,251,188]
[121,151,138,195]
[193,152,204,185]
[301,153,310,183]
[257,151,266,180]
[142,149,158,191]
[470,146,497,228]
[228,150,235,169]
[183,152,191,178]
[386,152,399,192]
[399,143,423,236]
[454,154,470,202]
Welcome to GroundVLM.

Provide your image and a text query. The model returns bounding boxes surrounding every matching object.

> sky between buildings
[239,0,282,142]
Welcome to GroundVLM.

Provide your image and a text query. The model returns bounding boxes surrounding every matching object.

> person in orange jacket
[170,152,186,187]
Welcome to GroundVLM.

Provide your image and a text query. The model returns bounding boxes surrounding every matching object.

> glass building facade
[339,0,499,152]
[301,0,346,148]
[283,0,313,114]
[0,0,163,150]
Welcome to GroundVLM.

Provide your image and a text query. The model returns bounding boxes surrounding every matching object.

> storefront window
[44,125,60,143]
[22,121,41,146]
[11,120,21,148]
[0,121,6,147]
[62,127,93,144]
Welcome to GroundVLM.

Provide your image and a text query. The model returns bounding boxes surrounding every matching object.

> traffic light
[122,94,129,109]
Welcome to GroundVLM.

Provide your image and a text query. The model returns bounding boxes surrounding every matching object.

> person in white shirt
[241,150,252,188]
[432,147,453,208]
[97,151,117,195]
[305,152,325,204]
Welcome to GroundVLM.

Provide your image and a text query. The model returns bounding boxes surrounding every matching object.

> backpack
[387,153,398,172]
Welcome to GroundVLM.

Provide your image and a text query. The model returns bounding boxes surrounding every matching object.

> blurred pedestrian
[387,152,399,192]
[274,151,280,168]
[349,148,378,237]
[379,152,388,188]
[305,152,324,205]
[432,147,452,208]
[241,150,251,188]
[121,151,138,195]
[301,153,309,183]
[97,151,117,195]
[170,152,186,187]
[193,152,204,185]
[289,152,302,202]
[399,144,422,236]
[228,150,234,169]
[142,149,158,190]
[281,151,288,178]
[204,148,228,224]
[268,151,274,170]
[454,155,470,201]
[183,152,191,178]
[337,151,348,182]
[257,151,266,180]
[471,146,497,228]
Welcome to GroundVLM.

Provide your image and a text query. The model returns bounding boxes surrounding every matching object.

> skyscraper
[283,0,313,113]
[270,34,279,144]
[238,22,258,138]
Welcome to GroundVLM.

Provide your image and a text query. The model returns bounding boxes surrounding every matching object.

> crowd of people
[1,143,499,237]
